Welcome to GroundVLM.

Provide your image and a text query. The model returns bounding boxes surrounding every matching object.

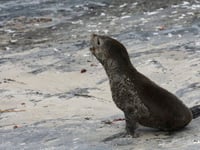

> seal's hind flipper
[190,105,200,119]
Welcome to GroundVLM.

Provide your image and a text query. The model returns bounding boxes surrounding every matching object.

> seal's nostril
[91,34,97,39]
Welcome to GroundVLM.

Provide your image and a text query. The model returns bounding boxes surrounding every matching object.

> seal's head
[90,34,131,68]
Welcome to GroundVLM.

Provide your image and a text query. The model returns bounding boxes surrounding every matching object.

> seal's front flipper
[190,105,200,119]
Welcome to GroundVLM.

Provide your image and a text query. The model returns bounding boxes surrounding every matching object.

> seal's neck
[103,58,137,81]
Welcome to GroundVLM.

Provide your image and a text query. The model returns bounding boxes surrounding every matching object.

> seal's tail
[190,105,200,119]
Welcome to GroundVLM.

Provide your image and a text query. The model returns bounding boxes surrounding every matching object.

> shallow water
[0,0,199,73]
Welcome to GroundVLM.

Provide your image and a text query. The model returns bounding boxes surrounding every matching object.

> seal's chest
[110,79,138,108]
[110,79,150,118]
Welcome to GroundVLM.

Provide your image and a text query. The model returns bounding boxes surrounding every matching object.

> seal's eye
[97,39,100,45]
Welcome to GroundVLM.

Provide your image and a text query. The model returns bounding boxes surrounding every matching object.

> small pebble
[13,125,19,129]
[102,120,112,125]
[80,69,87,73]
[90,64,97,67]
[157,26,165,30]
[84,117,91,120]
[21,103,26,106]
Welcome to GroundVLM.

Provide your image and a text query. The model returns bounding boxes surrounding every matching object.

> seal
[90,34,200,136]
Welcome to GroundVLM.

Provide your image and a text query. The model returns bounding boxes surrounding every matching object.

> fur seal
[90,34,200,135]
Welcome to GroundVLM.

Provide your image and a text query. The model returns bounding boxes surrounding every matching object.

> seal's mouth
[89,46,95,53]
[89,34,97,54]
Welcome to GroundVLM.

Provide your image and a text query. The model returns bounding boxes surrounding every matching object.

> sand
[0,0,200,149]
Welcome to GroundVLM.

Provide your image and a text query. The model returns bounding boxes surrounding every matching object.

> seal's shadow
[102,126,190,142]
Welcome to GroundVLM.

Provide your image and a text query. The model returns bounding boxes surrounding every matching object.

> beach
[0,0,200,149]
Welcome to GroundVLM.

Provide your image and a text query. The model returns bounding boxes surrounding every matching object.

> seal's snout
[90,34,98,46]
[90,34,95,46]
[91,33,97,39]
[90,34,101,51]
[90,34,97,53]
